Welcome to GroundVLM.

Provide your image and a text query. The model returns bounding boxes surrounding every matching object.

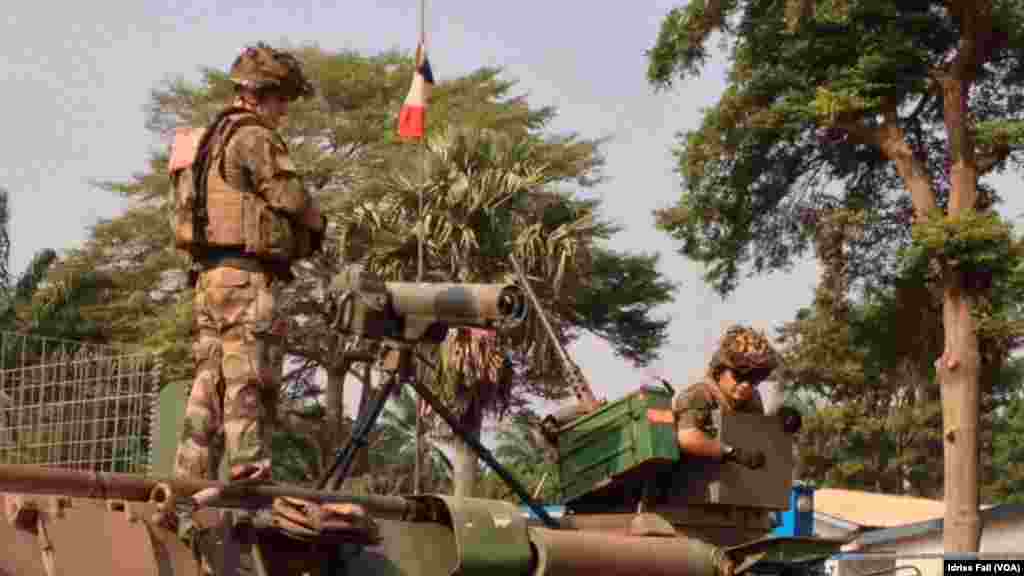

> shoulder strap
[190,108,270,247]
[214,112,272,181]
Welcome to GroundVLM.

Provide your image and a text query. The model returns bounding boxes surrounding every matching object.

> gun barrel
[509,254,600,412]
[0,464,418,520]
[386,282,527,326]
[529,527,728,576]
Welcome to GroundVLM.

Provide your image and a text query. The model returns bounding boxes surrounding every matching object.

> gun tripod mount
[318,342,559,529]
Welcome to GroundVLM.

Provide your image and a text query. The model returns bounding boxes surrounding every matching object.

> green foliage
[573,249,676,366]
[648,5,1024,525]
[646,1,1024,296]
[477,410,560,503]
[780,282,938,497]
[904,209,1017,278]
[371,386,452,494]
[989,373,1024,504]
[270,401,328,486]
[55,42,676,500]
[812,86,877,123]
[112,437,149,474]
[780,261,1024,497]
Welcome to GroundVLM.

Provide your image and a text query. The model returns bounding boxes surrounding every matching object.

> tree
[987,355,1024,504]
[340,124,676,496]
[647,0,1024,551]
[780,271,1022,499]
[64,43,675,497]
[777,209,1020,498]
[370,386,452,495]
[477,409,560,503]
[0,248,116,369]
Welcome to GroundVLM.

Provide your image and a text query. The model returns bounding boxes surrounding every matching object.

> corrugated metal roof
[813,488,946,528]
[851,503,1024,547]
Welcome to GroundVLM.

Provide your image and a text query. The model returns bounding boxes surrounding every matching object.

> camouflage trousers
[174,265,285,483]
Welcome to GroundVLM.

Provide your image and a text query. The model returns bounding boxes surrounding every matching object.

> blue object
[773,484,815,537]
[520,505,565,521]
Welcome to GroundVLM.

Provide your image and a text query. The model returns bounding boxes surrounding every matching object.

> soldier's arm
[674,390,725,460]
[233,125,324,232]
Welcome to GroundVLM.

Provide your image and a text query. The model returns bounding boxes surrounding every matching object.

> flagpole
[413,0,427,497]
[416,0,426,285]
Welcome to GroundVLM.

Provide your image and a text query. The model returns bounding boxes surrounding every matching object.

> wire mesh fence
[0,331,160,474]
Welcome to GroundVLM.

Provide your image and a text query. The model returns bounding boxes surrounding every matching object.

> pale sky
[5,1,1023,421]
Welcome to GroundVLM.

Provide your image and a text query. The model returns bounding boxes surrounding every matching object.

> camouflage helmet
[229,42,314,101]
[709,325,780,378]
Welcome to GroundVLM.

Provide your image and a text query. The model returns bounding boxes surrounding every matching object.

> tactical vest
[168,108,313,271]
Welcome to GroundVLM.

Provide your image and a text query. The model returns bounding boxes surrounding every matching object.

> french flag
[398,42,434,140]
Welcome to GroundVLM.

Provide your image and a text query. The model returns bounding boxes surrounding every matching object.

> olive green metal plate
[556,386,679,504]
[414,495,533,576]
[343,518,459,576]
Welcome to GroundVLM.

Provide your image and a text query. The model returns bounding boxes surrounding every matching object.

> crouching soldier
[670,324,781,544]
[673,324,779,468]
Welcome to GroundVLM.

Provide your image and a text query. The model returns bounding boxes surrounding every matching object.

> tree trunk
[874,70,983,551]
[939,270,982,552]
[453,406,483,498]
[938,73,982,553]
[325,363,348,477]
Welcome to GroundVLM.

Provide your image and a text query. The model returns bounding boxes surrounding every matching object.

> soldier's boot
[180,512,265,576]
[176,507,225,576]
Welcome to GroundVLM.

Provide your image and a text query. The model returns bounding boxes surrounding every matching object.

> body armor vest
[169,108,312,274]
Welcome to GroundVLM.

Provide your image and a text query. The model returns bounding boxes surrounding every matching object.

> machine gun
[0,262,844,576]
[507,255,605,441]
[317,265,561,529]
[326,264,527,344]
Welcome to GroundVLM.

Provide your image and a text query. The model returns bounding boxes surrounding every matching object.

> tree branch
[906,94,933,124]
[953,0,994,82]
[846,113,939,218]
[977,145,1013,175]
[836,120,883,149]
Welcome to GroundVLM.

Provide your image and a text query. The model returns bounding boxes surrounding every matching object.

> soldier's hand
[778,405,803,435]
[729,446,767,470]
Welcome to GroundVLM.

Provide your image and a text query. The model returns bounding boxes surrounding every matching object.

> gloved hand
[724,444,767,470]
[269,497,381,546]
[778,405,803,435]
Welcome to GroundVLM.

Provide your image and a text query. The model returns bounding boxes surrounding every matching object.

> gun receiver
[328,265,528,343]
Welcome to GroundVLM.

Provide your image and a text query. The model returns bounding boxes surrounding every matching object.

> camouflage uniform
[672,324,777,435]
[667,325,780,546]
[174,263,285,482]
[165,46,380,575]
[172,43,321,485]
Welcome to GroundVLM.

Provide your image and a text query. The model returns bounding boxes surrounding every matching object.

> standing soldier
[170,41,324,489]
[164,42,329,569]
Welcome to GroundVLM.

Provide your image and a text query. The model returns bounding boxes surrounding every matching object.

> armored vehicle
[0,265,845,575]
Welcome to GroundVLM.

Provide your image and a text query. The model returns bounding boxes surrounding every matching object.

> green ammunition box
[556,386,679,504]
